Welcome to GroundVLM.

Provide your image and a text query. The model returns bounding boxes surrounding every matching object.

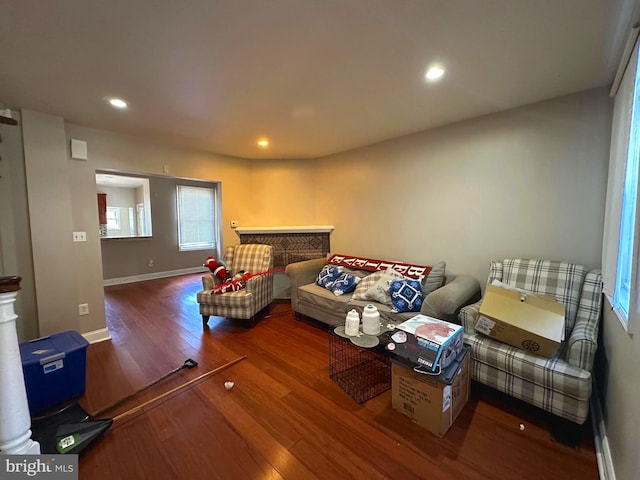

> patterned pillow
[389,278,424,312]
[327,273,361,296]
[352,271,385,300]
[316,265,342,288]
[368,268,405,305]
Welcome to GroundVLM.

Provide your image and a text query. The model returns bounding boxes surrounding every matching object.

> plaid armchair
[197,244,274,327]
[459,259,602,424]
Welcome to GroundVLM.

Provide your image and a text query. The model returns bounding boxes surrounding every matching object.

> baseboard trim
[591,383,616,480]
[104,267,208,286]
[82,328,111,344]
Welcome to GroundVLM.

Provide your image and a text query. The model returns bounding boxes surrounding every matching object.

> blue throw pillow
[389,278,424,312]
[316,265,342,287]
[327,273,361,296]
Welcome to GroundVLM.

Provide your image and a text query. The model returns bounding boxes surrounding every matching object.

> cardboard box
[388,315,463,372]
[391,349,470,437]
[476,284,565,358]
[19,330,89,415]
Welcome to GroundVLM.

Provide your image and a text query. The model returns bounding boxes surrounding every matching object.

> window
[177,185,217,251]
[96,173,153,238]
[615,80,640,316]
[106,207,121,230]
[603,30,640,332]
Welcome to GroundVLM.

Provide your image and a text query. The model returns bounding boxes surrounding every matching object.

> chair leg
[202,315,210,327]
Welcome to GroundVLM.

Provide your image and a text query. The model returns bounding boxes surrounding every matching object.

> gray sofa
[285,256,481,327]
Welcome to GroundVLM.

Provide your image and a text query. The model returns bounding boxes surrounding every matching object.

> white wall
[599,299,640,479]
[319,89,611,282]
[21,110,82,335]
[248,159,319,226]
[251,88,611,284]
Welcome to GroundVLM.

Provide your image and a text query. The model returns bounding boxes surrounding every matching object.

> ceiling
[0,0,637,159]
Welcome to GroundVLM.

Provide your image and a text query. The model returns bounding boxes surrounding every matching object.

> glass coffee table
[328,323,467,403]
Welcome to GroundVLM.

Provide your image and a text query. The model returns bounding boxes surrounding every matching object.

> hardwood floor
[77,273,599,479]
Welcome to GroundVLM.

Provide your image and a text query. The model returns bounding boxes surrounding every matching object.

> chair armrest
[202,274,213,290]
[245,273,268,292]
[245,273,273,307]
[285,257,326,287]
[421,275,481,321]
[201,274,223,290]
[565,318,598,370]
[458,300,483,334]
[564,269,602,370]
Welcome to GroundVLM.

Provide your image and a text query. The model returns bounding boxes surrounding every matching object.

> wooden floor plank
[194,384,320,480]
[74,273,598,480]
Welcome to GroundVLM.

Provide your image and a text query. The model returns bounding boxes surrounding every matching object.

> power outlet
[78,303,89,316]
[73,231,87,242]
[230,220,239,228]
[148,259,154,267]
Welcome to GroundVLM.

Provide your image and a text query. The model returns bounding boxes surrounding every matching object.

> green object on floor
[31,403,112,455]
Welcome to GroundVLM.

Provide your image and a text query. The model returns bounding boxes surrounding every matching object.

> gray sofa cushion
[423,261,446,295]
[298,283,352,317]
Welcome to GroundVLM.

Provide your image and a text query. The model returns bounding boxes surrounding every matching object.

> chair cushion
[197,289,252,307]
[493,259,587,333]
[466,332,592,404]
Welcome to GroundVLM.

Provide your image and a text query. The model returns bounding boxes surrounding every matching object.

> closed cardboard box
[391,350,470,438]
[390,315,464,373]
[476,284,565,358]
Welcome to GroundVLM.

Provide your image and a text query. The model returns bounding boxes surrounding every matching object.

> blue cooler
[19,330,89,415]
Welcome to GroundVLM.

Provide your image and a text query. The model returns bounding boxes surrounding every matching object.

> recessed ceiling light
[425,65,445,81]
[257,139,269,148]
[106,97,128,109]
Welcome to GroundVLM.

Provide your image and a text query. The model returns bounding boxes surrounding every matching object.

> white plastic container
[362,304,381,335]
[345,309,361,336]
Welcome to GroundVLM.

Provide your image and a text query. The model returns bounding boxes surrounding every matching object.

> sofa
[285,254,481,327]
[459,259,602,424]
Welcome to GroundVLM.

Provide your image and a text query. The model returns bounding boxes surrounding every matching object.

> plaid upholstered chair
[459,259,602,424]
[197,244,274,327]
